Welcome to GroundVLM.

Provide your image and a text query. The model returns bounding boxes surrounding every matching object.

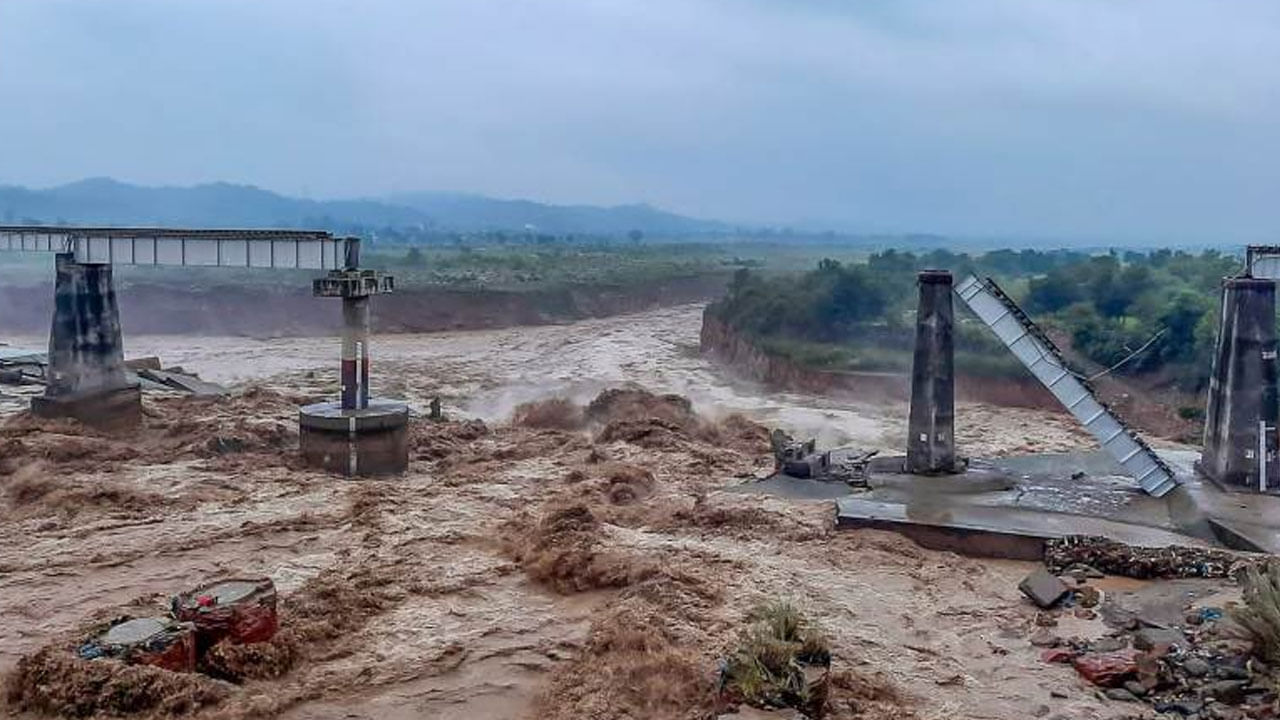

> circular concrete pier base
[299,398,409,477]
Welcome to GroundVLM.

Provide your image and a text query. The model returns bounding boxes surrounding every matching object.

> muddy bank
[0,273,730,336]
[699,311,1059,411]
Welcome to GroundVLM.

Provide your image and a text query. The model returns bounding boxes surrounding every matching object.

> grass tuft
[1234,562,1280,664]
[723,600,831,716]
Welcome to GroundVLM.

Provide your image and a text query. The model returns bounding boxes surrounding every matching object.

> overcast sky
[1,0,1277,241]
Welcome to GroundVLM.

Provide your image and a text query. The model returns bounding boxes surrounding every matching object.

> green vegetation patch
[710,248,1243,390]
[722,600,831,715]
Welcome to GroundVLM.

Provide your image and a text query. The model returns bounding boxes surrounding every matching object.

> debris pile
[1046,536,1257,579]
[770,428,877,486]
[1021,558,1280,718]
[0,350,227,396]
[0,347,44,386]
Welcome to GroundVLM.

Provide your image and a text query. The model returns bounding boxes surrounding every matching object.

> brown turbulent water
[0,304,1137,719]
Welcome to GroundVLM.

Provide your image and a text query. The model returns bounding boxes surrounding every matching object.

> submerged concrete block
[83,617,198,672]
[906,270,958,474]
[173,578,278,651]
[299,399,409,476]
[1201,276,1278,491]
[31,385,142,430]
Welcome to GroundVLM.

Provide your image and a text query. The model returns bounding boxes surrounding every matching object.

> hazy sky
[1,0,1277,241]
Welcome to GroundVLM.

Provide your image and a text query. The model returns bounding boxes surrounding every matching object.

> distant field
[0,240,874,292]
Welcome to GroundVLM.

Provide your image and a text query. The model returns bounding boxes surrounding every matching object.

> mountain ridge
[0,178,732,236]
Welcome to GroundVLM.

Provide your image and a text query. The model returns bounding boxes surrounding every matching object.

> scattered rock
[1092,636,1127,653]
[1134,627,1185,652]
[1073,650,1140,687]
[1064,563,1106,580]
[1183,657,1211,677]
[1035,611,1059,627]
[1104,687,1140,702]
[1213,663,1249,681]
[1154,699,1204,715]
[1122,680,1147,698]
[1075,585,1101,608]
[1020,568,1070,609]
[1030,629,1061,648]
[1200,679,1247,705]
[1041,648,1076,664]
[1073,607,1097,620]
[1134,651,1163,692]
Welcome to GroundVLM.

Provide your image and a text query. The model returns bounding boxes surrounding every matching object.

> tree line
[710,248,1244,389]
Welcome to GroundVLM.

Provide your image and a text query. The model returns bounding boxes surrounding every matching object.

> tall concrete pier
[1202,276,1279,491]
[299,238,407,477]
[31,253,141,428]
[906,270,958,474]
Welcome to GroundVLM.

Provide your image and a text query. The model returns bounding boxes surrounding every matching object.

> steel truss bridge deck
[955,274,1179,498]
[0,226,348,270]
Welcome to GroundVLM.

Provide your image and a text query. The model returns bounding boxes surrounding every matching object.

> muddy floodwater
[106,304,1093,458]
[1,304,1143,720]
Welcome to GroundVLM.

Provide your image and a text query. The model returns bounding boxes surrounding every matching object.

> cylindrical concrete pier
[299,399,409,477]
[31,253,140,428]
[302,240,407,477]
[1201,276,1278,491]
[340,296,370,410]
[906,270,958,474]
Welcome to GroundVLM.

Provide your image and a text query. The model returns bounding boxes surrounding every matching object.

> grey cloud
[0,0,1277,242]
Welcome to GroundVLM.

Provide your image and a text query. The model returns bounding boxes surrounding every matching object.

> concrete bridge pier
[299,238,407,477]
[906,269,960,474]
[31,253,141,429]
[1201,276,1279,491]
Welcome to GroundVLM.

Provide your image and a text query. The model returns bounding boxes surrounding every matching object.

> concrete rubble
[1019,550,1280,720]
[769,428,875,486]
[0,349,226,397]
[1019,568,1071,609]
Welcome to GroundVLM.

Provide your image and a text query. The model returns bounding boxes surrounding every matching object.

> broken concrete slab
[124,356,162,371]
[125,370,172,392]
[834,497,1207,561]
[137,368,228,396]
[1020,568,1070,608]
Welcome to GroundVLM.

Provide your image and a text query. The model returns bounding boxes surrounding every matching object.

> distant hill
[386,191,729,235]
[0,178,730,236]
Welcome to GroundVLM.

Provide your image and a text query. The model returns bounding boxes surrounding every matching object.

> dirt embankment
[0,273,730,336]
[699,311,1059,411]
